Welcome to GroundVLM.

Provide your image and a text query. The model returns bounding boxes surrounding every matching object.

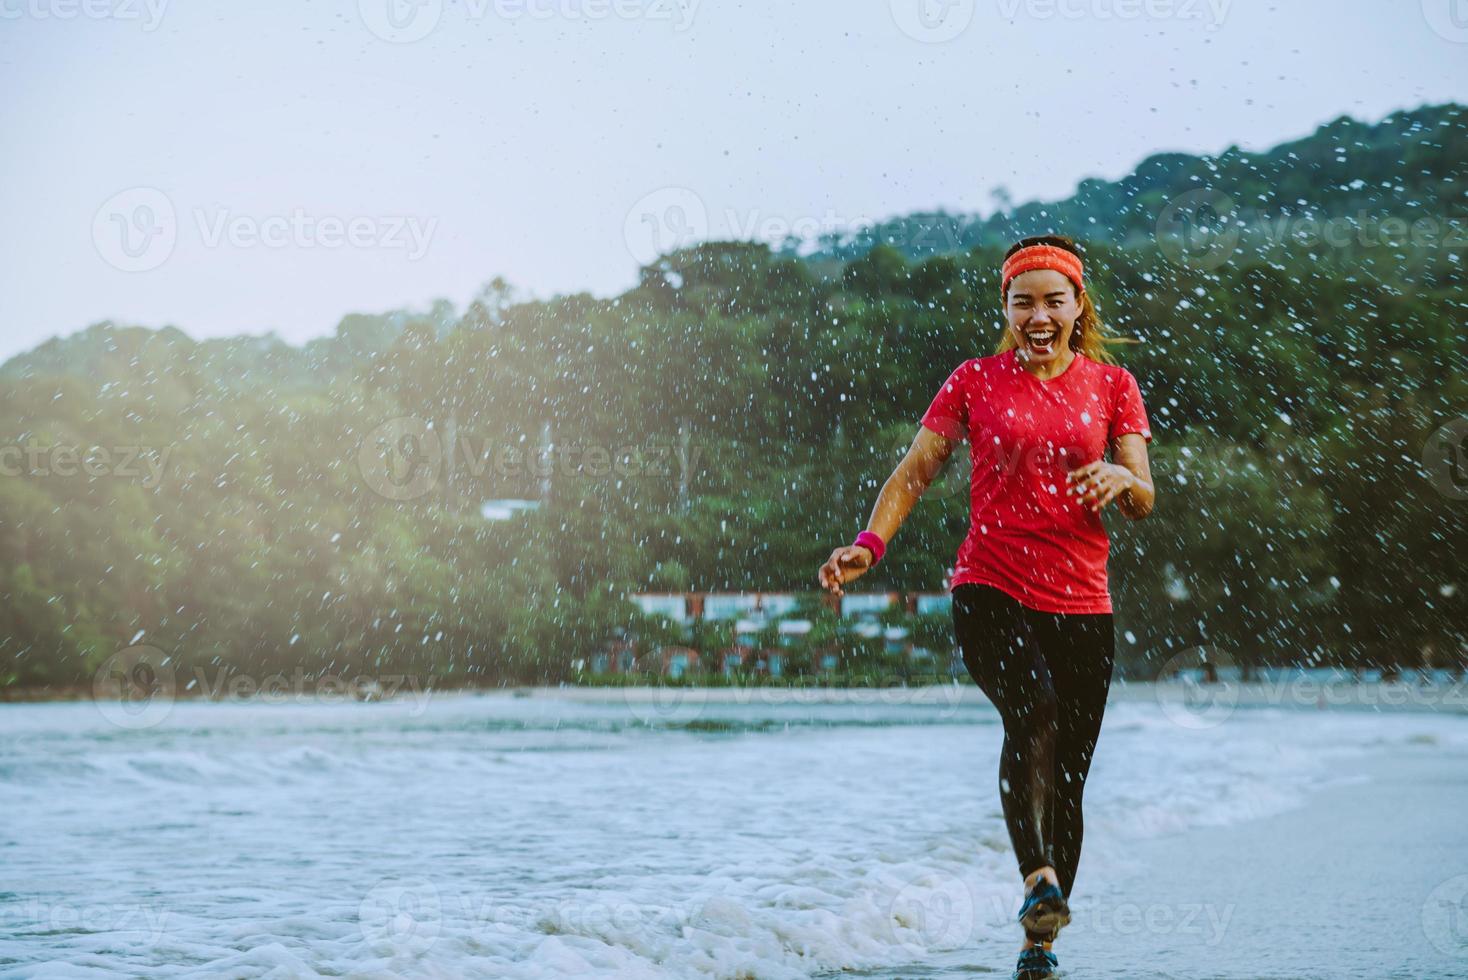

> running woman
[816,236,1154,980]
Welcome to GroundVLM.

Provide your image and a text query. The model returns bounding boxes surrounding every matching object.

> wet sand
[1051,742,1468,979]
[867,733,1468,979]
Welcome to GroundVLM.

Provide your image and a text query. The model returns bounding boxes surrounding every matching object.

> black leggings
[952,583,1115,899]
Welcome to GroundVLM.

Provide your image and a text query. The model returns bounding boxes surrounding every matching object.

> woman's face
[1005,268,1082,366]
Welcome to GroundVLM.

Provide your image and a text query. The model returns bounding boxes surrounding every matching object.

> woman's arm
[817,426,957,594]
[1111,432,1154,519]
[863,426,959,545]
[1065,432,1154,519]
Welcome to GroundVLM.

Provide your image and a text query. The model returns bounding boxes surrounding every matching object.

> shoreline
[543,678,1468,715]
[3,678,1465,715]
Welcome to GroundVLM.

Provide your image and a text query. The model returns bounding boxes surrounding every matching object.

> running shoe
[1017,877,1070,937]
[1013,943,1060,979]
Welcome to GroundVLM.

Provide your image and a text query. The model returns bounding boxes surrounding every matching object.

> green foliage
[792,104,1467,264]
[2,104,1465,688]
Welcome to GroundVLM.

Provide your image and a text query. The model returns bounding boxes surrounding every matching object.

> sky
[1,0,1465,363]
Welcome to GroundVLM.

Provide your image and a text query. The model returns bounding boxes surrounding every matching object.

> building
[841,591,897,618]
[631,591,813,624]
[609,591,958,677]
[911,593,952,616]
[658,646,700,679]
[630,593,693,624]
[718,644,755,676]
[590,633,638,675]
[479,499,541,521]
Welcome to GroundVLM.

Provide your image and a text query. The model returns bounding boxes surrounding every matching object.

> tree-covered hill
[793,102,1466,263]
[1,106,1464,691]
[0,303,457,395]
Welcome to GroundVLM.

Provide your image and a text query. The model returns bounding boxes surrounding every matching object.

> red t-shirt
[920,349,1152,614]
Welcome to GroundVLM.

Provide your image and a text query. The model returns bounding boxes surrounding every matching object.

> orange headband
[1000,244,1084,298]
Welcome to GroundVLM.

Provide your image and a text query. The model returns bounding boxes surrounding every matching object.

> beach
[1067,746,1468,979]
[847,734,1468,979]
[1,687,1465,978]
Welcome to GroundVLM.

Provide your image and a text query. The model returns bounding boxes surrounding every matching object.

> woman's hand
[817,545,874,597]
[1066,460,1135,513]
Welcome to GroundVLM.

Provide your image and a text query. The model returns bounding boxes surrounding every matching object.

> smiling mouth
[1023,328,1058,354]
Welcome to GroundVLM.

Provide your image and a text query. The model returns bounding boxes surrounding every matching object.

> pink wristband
[853,530,886,565]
